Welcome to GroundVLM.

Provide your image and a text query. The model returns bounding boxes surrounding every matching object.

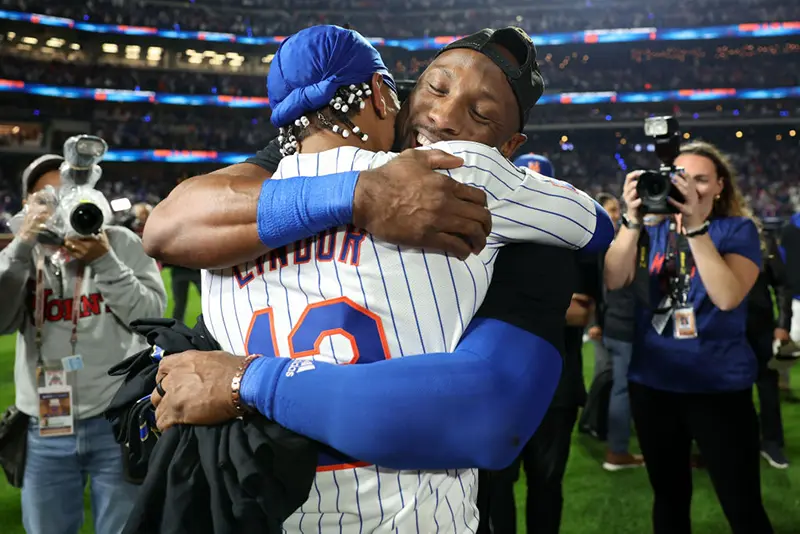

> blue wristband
[256,171,360,248]
[239,356,288,419]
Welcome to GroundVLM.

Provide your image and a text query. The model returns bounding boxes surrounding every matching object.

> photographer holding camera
[0,137,166,534]
[604,119,772,534]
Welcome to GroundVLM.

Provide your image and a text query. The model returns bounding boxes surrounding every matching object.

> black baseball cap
[436,27,545,130]
[21,154,63,196]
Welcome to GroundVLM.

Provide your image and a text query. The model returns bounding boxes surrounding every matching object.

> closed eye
[472,109,491,124]
[428,83,446,95]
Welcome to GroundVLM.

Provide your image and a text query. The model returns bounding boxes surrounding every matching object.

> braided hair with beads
[278,82,373,156]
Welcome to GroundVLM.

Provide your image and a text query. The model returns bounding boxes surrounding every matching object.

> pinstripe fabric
[202,141,599,533]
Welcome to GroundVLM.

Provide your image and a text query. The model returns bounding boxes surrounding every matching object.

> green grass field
[0,269,798,533]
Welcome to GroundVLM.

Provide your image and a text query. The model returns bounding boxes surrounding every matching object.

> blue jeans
[22,416,139,534]
[604,336,634,454]
[591,338,612,379]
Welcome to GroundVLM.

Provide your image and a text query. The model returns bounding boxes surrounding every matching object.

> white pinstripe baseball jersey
[202,140,600,533]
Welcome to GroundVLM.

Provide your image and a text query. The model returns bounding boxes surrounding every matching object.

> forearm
[604,226,640,290]
[239,318,562,470]
[0,237,34,334]
[92,249,167,324]
[688,233,747,311]
[143,164,269,269]
[144,165,360,270]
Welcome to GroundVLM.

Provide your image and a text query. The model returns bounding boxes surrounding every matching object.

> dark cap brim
[21,154,64,196]
[437,27,545,131]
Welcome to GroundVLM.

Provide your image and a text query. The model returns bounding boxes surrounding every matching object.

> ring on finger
[156,379,166,397]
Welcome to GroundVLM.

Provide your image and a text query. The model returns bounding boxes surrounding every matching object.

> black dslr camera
[636,116,685,214]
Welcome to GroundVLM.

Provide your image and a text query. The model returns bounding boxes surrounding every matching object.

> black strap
[667,222,694,307]
[633,222,694,312]
[633,228,653,310]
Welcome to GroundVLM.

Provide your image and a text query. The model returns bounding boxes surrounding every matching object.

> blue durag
[268,25,397,128]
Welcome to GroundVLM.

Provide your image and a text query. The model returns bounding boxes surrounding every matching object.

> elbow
[708,284,748,312]
[714,296,745,312]
[604,270,631,291]
[142,205,174,262]
[471,350,563,470]
[141,177,201,262]
[141,225,164,261]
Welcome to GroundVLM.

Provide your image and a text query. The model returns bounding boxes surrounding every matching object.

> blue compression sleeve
[239,318,562,470]
[583,200,614,253]
[256,171,359,248]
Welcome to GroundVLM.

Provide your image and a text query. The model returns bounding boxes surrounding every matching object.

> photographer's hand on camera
[622,171,644,225]
[18,203,54,244]
[667,171,709,230]
[64,232,111,264]
[603,171,647,291]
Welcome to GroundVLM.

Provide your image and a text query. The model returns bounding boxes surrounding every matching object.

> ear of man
[368,73,388,120]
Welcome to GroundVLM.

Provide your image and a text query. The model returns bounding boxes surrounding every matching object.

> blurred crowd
[2,43,797,96]
[1,133,797,229]
[2,0,797,37]
[561,139,800,218]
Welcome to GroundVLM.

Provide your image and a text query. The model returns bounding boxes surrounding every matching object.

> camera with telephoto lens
[636,116,686,214]
[55,135,112,237]
[8,135,115,246]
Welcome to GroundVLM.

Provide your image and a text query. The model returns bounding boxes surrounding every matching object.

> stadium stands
[0,0,797,224]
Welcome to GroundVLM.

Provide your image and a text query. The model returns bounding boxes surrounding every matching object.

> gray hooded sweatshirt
[0,226,167,420]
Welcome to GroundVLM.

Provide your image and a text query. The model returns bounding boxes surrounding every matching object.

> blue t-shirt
[629,216,762,393]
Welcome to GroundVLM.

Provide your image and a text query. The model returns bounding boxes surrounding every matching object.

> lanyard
[666,221,694,307]
[34,254,86,366]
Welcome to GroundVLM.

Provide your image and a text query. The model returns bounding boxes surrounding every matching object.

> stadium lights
[21,36,37,45]
[620,138,627,145]
[188,56,203,64]
[6,31,15,40]
[203,50,216,57]
[791,130,797,137]
[777,134,783,141]
[11,126,20,134]
[736,131,743,138]
[262,54,274,63]
[683,132,690,139]
[185,49,197,55]
[125,45,141,53]
[69,43,80,50]
[102,43,118,53]
[209,57,224,66]
[560,135,568,143]
[45,38,64,47]
[148,46,163,55]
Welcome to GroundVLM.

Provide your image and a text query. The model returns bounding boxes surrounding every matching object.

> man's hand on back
[144,148,492,268]
[354,149,492,260]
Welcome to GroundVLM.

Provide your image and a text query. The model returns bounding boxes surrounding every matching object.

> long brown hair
[678,140,753,219]
[679,140,765,250]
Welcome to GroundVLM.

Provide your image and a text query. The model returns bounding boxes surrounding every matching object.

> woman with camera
[604,141,773,534]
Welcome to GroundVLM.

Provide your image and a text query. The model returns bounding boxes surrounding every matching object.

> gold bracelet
[231,354,263,415]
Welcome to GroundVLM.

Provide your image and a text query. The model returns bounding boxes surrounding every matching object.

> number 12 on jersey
[244,296,392,471]
[245,296,392,366]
